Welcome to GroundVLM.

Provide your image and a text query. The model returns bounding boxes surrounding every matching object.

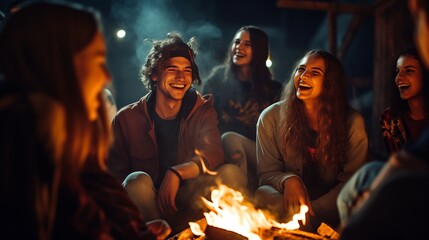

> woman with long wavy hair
[255,50,368,229]
[0,1,169,239]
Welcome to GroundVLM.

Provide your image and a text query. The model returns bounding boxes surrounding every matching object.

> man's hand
[146,219,171,240]
[283,176,314,218]
[158,169,180,215]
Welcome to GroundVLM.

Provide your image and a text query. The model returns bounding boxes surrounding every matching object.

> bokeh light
[116,29,126,38]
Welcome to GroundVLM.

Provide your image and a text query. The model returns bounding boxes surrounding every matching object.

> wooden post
[328,7,337,56]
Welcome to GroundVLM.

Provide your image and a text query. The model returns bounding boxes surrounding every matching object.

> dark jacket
[107,88,224,183]
[202,66,282,140]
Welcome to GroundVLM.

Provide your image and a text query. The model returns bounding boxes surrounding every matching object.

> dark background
[3,0,403,157]
[0,0,375,108]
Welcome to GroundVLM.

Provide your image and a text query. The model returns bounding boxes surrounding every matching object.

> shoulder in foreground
[0,90,62,115]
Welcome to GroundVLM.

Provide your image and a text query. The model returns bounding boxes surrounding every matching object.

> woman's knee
[222,132,247,167]
[221,131,242,143]
[122,172,159,220]
[216,164,247,190]
[254,185,281,201]
[122,171,154,193]
[222,132,246,152]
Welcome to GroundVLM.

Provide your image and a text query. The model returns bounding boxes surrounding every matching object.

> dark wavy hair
[389,46,429,115]
[140,32,201,90]
[223,26,274,100]
[279,50,349,177]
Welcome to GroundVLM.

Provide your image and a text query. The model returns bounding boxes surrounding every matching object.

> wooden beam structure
[276,0,374,15]
[371,0,414,155]
[337,14,363,60]
[276,0,374,56]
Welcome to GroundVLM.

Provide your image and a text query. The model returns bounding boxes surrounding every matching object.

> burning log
[203,225,327,240]
[259,227,331,240]
[169,183,339,240]
[205,225,248,240]
[196,184,310,239]
[316,223,339,239]
[169,160,339,240]
[171,221,335,240]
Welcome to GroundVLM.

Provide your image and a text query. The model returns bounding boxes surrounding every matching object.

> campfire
[170,150,339,239]
[171,184,338,240]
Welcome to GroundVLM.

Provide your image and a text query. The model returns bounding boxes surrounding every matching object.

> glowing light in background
[266,58,272,68]
[116,29,126,39]
[265,55,273,67]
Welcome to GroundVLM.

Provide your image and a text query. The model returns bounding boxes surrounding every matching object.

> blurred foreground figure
[0,1,170,239]
[337,46,429,226]
[339,0,429,239]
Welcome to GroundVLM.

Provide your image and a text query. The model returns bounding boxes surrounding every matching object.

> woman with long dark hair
[337,46,429,228]
[203,26,282,192]
[255,50,368,229]
[0,1,169,239]
[381,46,429,154]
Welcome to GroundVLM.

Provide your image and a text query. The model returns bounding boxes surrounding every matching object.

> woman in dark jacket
[203,26,282,192]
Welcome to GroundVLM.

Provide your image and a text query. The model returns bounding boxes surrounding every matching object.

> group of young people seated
[1,0,428,239]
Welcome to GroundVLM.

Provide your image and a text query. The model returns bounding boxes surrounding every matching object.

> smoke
[110,0,223,83]
[108,0,289,106]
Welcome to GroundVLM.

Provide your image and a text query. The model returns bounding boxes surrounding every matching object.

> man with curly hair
[107,32,245,234]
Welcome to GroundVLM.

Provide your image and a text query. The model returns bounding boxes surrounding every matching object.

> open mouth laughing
[298,82,312,90]
[170,83,186,89]
[397,83,411,92]
[234,51,245,59]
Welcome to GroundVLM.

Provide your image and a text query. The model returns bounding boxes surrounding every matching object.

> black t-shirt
[152,112,180,188]
[147,89,197,188]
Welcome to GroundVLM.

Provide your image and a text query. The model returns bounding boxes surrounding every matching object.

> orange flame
[190,184,308,240]
[189,222,205,237]
[194,149,217,175]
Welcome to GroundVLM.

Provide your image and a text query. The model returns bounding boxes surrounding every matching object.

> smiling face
[395,55,424,101]
[294,54,326,102]
[74,31,111,121]
[231,30,252,67]
[153,56,192,102]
